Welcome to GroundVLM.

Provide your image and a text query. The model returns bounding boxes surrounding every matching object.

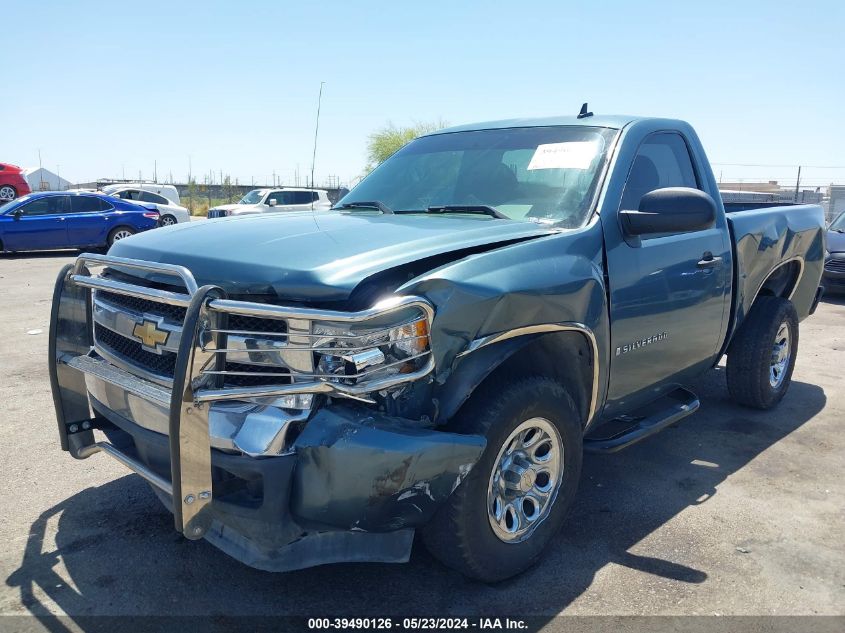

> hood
[109,212,555,301]
[827,228,845,254]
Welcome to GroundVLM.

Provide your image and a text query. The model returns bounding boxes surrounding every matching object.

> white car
[207,188,332,218]
[101,183,181,204]
[105,185,191,226]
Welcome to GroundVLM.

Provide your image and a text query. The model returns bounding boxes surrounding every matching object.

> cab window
[70,196,112,213]
[17,196,68,216]
[117,189,143,201]
[139,191,169,204]
[292,191,318,204]
[620,132,699,211]
[267,191,293,205]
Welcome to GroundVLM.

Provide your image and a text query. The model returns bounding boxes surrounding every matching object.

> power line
[712,162,845,169]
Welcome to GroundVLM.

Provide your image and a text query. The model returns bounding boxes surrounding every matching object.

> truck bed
[725,203,826,343]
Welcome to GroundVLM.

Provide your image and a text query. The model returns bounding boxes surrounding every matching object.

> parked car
[207,187,331,218]
[0,163,32,203]
[105,186,190,226]
[0,192,160,252]
[100,183,181,205]
[49,113,824,582]
[823,210,845,293]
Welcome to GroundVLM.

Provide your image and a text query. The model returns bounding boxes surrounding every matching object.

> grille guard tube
[50,263,220,540]
[168,285,225,539]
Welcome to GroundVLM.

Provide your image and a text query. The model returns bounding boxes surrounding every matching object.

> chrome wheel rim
[487,417,564,543]
[0,186,15,201]
[112,229,133,242]
[769,322,790,388]
[161,215,176,226]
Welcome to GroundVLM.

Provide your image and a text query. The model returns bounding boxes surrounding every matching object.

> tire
[107,226,136,247]
[422,376,583,582]
[726,296,798,409]
[160,214,177,226]
[0,185,17,202]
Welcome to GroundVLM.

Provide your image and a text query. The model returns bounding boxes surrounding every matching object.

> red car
[0,163,32,203]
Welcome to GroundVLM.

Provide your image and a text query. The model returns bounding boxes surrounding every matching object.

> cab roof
[428,114,642,136]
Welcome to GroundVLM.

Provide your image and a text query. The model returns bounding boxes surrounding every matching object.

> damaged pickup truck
[49,113,826,581]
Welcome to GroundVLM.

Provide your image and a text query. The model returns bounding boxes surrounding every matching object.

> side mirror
[12,209,23,220]
[268,198,277,207]
[620,187,716,236]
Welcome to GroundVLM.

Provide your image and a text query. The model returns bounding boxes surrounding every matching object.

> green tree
[187,177,198,214]
[365,119,447,172]
[222,174,234,203]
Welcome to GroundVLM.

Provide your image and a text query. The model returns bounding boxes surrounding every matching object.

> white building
[23,167,72,192]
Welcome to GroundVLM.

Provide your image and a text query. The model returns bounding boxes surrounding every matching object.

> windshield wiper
[424,204,509,220]
[333,201,394,214]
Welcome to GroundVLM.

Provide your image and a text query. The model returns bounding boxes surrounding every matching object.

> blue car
[0,191,161,253]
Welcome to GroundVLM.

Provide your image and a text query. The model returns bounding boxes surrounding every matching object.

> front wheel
[726,296,799,409]
[422,376,583,582]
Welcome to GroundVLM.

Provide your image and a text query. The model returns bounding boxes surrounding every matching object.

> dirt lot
[0,251,843,623]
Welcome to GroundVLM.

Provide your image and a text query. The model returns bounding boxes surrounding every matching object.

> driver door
[602,132,732,413]
[2,196,69,250]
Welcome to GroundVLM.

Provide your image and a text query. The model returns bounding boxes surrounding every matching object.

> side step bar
[584,387,699,454]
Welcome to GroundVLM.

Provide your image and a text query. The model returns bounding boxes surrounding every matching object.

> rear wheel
[726,296,798,409]
[160,214,177,226]
[0,185,17,202]
[422,376,583,582]
[107,226,135,247]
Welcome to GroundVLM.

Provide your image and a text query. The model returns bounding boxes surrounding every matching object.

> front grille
[97,290,187,322]
[824,257,845,273]
[227,314,287,335]
[207,209,228,219]
[95,324,177,378]
[222,361,292,387]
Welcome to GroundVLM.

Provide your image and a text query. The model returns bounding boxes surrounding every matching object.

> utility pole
[793,166,802,203]
[310,81,325,189]
[154,160,157,182]
[57,165,61,190]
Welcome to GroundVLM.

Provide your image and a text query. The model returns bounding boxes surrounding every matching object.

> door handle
[696,253,723,269]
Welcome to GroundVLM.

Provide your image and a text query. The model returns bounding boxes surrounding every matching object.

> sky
[3,0,843,190]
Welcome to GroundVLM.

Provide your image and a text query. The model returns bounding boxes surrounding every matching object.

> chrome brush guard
[49,253,434,541]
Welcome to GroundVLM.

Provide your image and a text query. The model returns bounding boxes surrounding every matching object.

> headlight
[312,310,431,384]
[208,299,434,401]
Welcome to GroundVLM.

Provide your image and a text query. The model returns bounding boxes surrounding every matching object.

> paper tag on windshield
[527,141,598,170]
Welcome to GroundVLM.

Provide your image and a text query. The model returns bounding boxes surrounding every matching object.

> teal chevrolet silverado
[49,111,825,581]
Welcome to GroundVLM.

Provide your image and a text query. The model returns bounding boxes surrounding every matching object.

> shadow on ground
[0,250,81,260]
[6,369,826,625]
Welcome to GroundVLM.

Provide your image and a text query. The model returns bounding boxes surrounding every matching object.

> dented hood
[108,212,554,301]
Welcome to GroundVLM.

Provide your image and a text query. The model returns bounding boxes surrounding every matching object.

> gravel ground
[0,251,843,623]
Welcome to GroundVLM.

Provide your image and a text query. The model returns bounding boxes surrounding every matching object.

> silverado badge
[133,319,169,350]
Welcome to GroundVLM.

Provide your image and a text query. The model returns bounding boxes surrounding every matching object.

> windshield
[238,189,268,205]
[3,194,31,211]
[830,212,845,231]
[341,126,617,227]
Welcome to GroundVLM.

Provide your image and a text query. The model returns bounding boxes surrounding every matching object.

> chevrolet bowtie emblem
[133,320,169,349]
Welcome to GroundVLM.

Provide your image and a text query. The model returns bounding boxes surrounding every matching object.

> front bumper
[49,255,485,570]
[822,255,845,294]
